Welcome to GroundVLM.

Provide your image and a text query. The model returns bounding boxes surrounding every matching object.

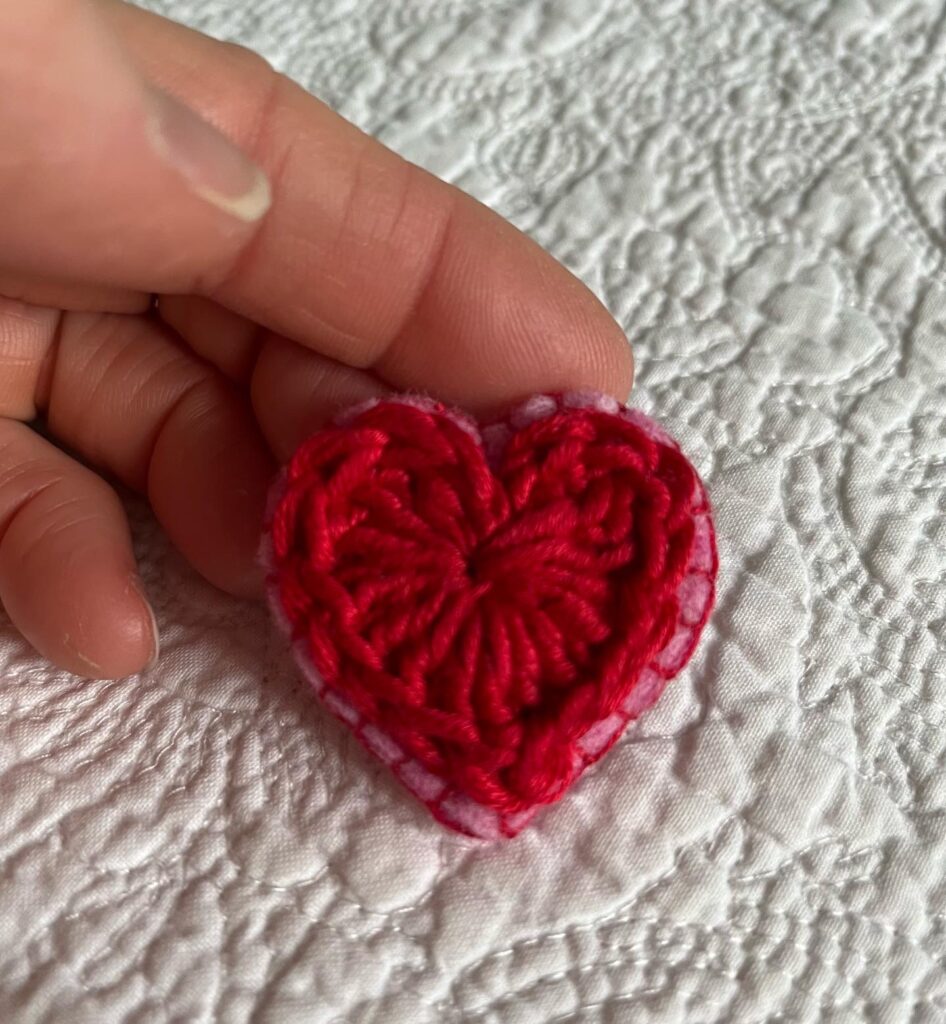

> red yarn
[264,393,717,839]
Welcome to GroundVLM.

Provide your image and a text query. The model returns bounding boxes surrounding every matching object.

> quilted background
[1,0,945,1020]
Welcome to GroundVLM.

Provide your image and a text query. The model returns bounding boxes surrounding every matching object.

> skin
[0,0,633,678]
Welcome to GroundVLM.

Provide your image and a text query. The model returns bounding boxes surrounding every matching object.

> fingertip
[373,192,636,409]
[0,513,158,680]
[127,573,161,672]
[251,336,389,461]
[148,379,274,599]
[597,315,635,403]
[516,240,635,405]
[56,571,159,680]
[559,283,634,404]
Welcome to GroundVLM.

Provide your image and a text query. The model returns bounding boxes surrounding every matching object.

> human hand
[0,0,632,678]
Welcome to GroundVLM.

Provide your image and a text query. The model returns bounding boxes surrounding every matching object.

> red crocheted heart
[264,393,716,839]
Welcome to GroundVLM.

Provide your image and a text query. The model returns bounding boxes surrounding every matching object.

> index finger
[105,1,632,408]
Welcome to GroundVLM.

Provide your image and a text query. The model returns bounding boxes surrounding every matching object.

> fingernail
[129,575,161,672]
[146,88,272,223]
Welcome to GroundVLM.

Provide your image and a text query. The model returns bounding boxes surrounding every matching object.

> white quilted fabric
[1,0,945,1020]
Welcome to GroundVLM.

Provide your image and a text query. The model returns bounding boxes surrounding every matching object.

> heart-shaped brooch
[263,392,717,839]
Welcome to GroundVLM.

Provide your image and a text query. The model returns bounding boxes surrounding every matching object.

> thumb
[0,0,270,293]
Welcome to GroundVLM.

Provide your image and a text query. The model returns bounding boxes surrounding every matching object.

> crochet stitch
[263,392,717,839]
